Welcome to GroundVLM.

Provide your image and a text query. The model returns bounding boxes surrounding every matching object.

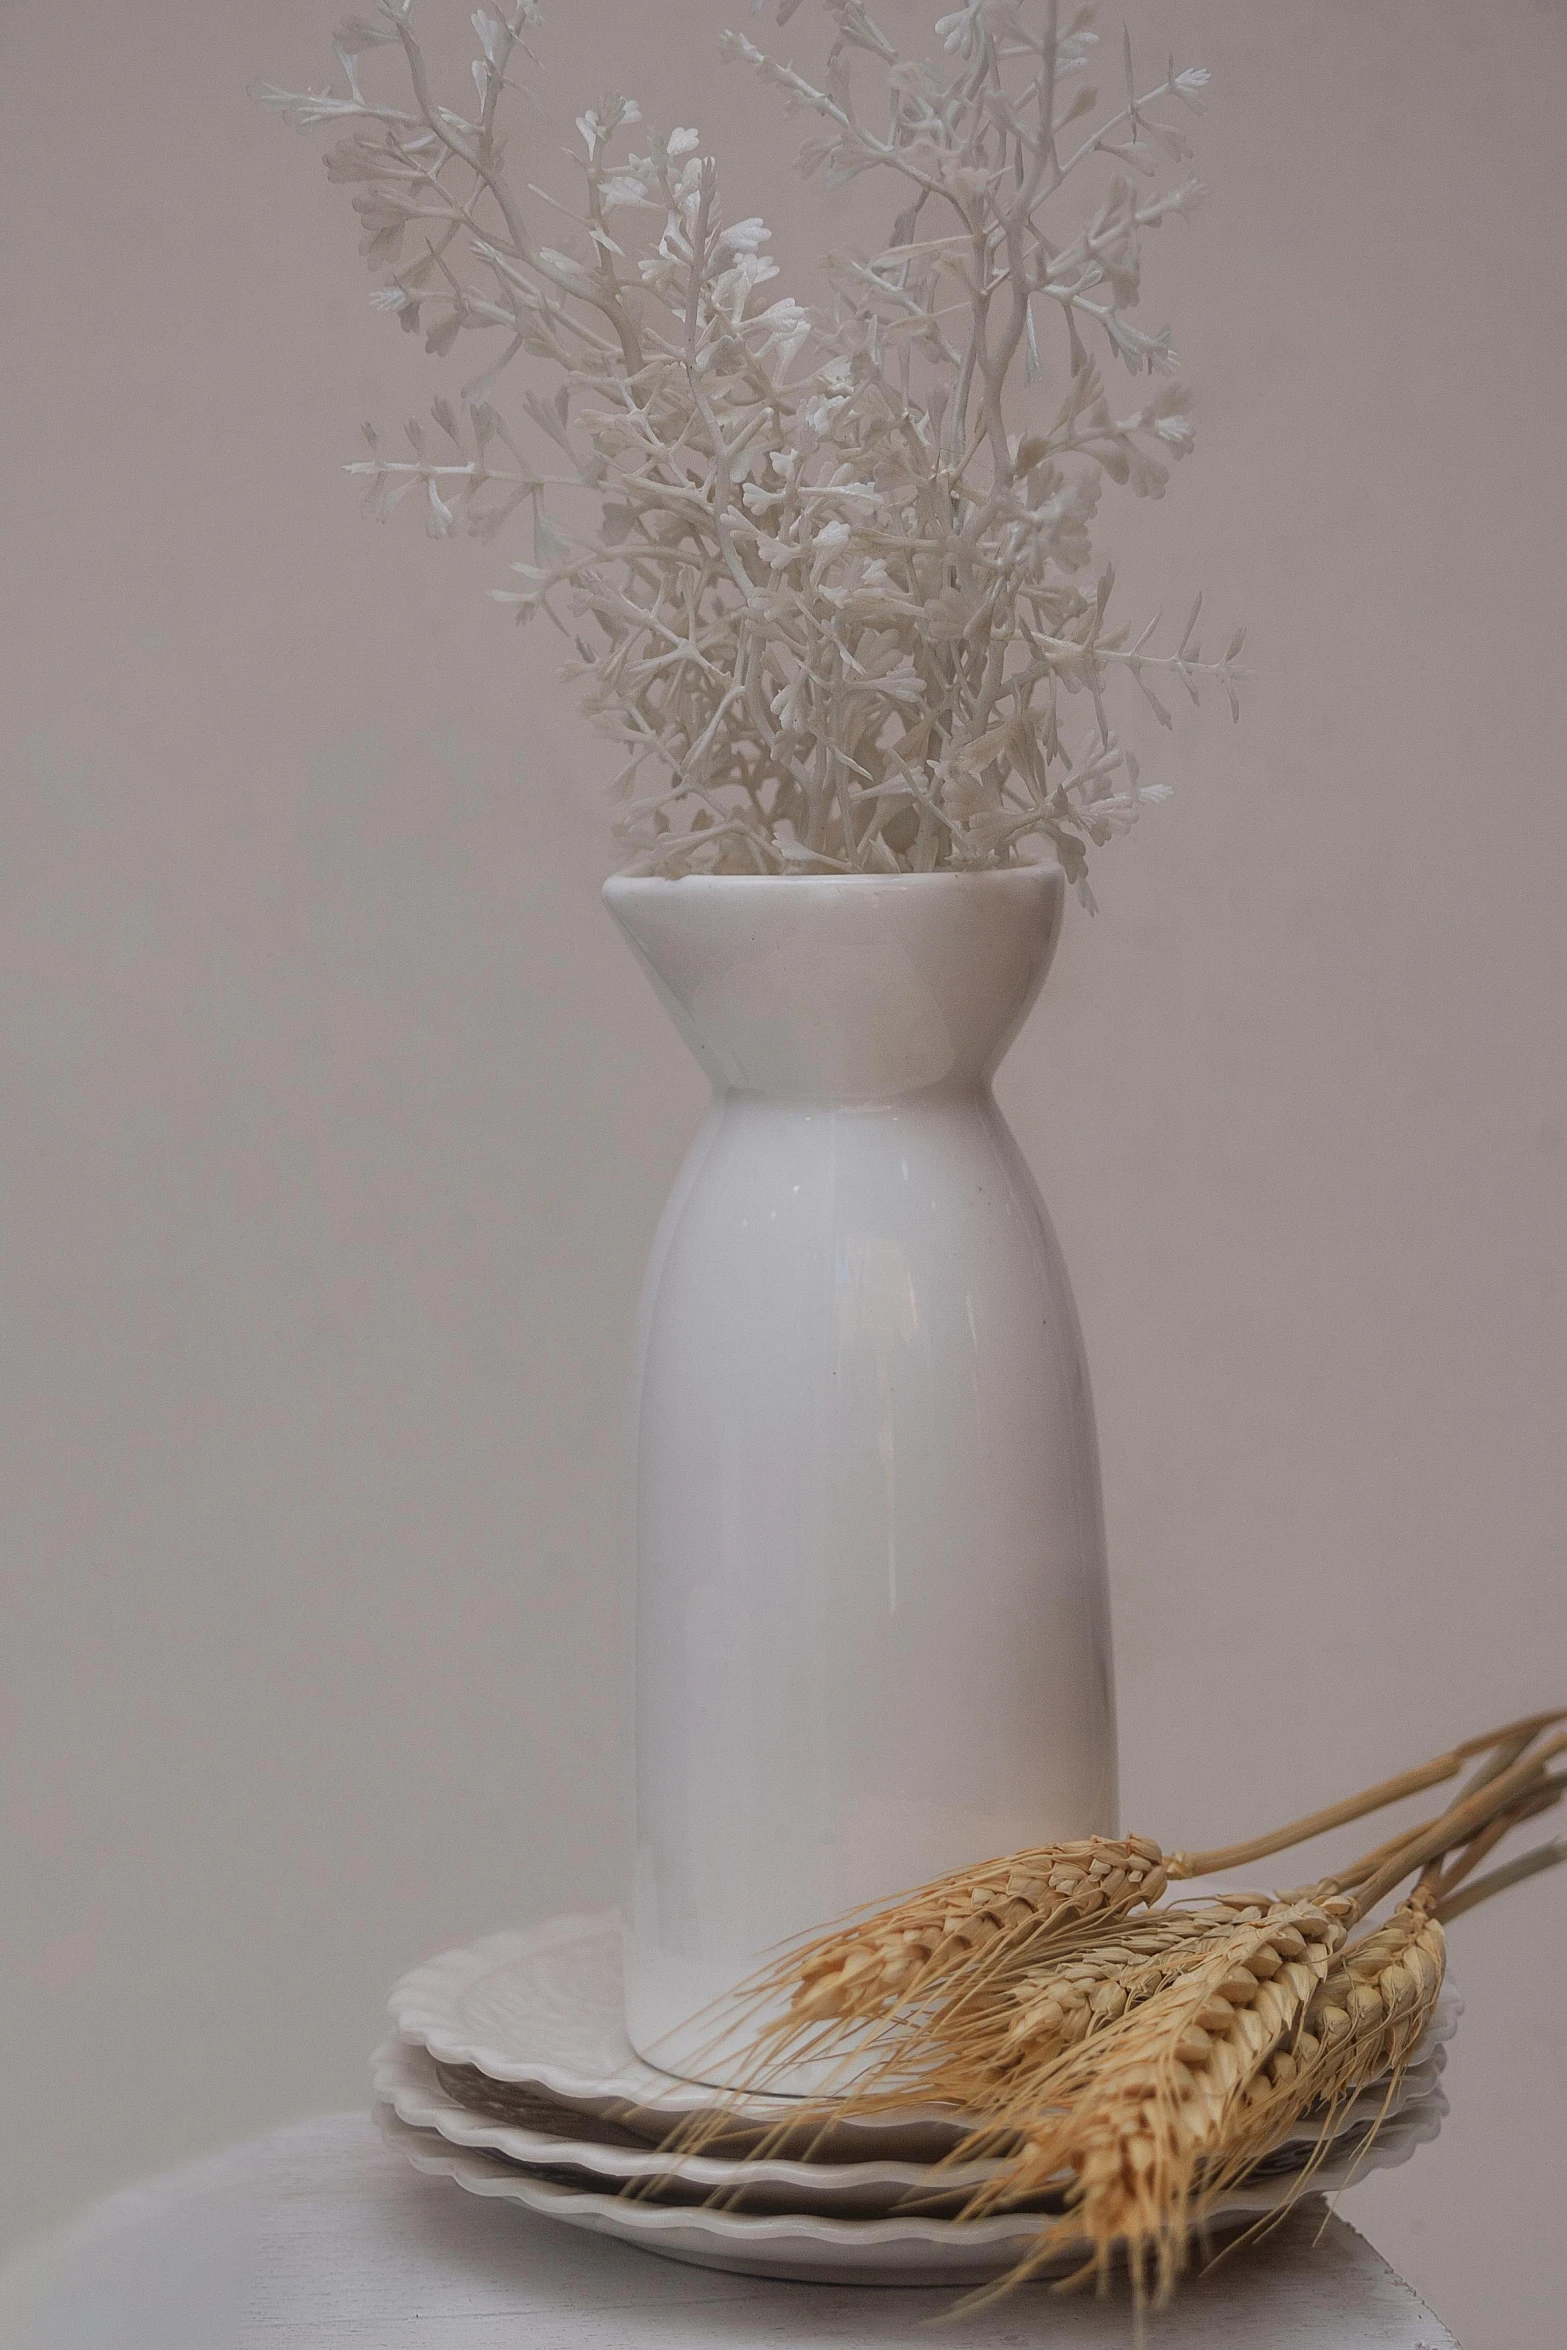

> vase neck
[604,871,1064,1102]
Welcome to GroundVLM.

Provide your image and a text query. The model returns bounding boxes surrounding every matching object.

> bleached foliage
[262,1,1245,889]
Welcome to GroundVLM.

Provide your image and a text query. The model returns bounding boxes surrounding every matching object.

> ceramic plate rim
[371,2030,1450,2202]
[374,2084,1448,2279]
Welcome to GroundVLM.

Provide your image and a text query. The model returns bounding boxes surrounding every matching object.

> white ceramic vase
[604,869,1116,2084]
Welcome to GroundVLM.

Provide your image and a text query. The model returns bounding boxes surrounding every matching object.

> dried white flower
[260,0,1246,890]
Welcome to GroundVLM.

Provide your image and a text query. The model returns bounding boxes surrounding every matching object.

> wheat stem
[1434,1832,1567,1923]
[1169,1709,1564,1878]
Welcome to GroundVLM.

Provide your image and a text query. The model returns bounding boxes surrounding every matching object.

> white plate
[372,2028,1451,2222]
[388,1911,966,2159]
[374,2083,1450,2286]
[387,1910,1461,2167]
[374,2036,1023,2215]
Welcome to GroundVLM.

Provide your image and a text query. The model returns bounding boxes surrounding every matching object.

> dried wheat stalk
[958,1729,1560,2303]
[958,1892,1353,2239]
[974,1898,1285,2080]
[690,1711,1563,2306]
[658,1833,1168,2143]
[726,1711,1559,2092]
[782,1834,1168,2025]
[964,1889,1457,2304]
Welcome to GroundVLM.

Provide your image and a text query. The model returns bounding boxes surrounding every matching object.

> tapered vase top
[603,867,1065,1100]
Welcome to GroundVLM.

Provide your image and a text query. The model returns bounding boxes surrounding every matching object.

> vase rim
[605,858,1064,1098]
[604,863,1063,890]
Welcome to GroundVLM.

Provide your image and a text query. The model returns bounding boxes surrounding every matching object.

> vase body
[604,870,1116,2084]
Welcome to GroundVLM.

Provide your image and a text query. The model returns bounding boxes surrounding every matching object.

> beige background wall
[2,3,1564,2342]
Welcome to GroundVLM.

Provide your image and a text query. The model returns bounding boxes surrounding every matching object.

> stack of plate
[374,1910,1456,2286]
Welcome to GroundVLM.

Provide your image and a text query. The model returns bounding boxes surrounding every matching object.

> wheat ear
[747,1899,1286,2134]
[904,1897,1286,2110]
[959,1897,1353,2293]
[730,1835,1170,2086]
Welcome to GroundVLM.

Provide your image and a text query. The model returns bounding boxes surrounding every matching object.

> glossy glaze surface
[604,872,1116,2082]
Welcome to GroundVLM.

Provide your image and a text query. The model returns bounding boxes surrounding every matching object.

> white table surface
[0,2113,1460,2349]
